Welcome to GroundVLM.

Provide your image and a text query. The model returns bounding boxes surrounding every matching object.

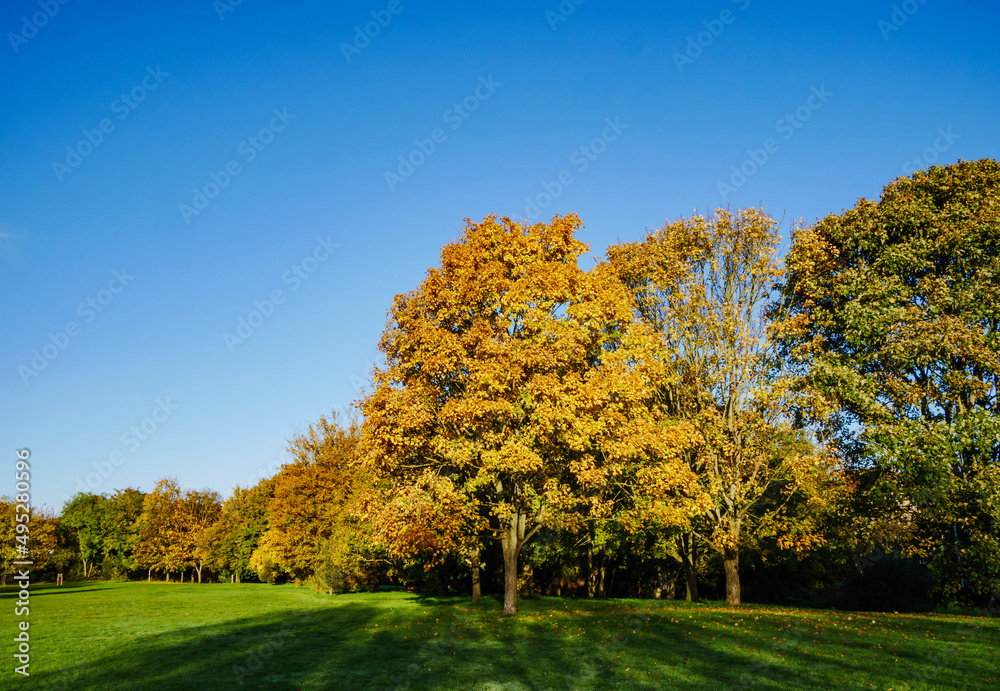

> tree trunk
[195,562,203,584]
[724,546,741,605]
[166,572,170,583]
[664,569,678,600]
[586,542,596,598]
[471,545,481,604]
[148,569,151,583]
[501,511,524,616]
[679,532,699,602]
[596,557,606,599]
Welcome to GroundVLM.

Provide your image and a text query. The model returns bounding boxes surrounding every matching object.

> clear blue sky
[3,0,998,511]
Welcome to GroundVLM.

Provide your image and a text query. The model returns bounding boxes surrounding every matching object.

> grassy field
[2,582,997,690]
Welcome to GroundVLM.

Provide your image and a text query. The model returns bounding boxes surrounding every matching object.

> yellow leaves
[361,212,718,557]
[776,532,826,553]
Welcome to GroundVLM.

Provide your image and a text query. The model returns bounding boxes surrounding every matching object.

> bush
[249,549,282,584]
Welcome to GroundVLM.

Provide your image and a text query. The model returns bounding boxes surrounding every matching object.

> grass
[2,582,997,689]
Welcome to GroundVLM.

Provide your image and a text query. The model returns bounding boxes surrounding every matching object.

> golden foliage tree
[360,214,702,615]
[252,413,367,581]
[136,478,221,582]
[608,208,837,605]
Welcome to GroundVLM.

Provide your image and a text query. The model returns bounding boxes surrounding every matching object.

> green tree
[774,159,1000,604]
[102,489,144,577]
[60,493,107,578]
[206,479,273,582]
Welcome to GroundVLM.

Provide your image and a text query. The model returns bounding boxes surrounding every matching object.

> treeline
[5,160,999,616]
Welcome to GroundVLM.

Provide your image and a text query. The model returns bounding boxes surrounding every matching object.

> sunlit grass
[3,582,997,689]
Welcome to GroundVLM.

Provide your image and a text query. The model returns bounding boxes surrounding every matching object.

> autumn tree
[136,479,182,580]
[774,160,1000,604]
[361,214,701,615]
[26,508,60,573]
[252,413,370,582]
[0,498,19,585]
[608,208,836,605]
[179,489,223,583]
[136,479,222,582]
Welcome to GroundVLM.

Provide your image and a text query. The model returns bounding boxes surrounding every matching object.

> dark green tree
[774,159,1000,604]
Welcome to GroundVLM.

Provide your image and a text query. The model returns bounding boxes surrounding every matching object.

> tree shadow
[23,593,1000,690]
[31,604,385,690]
[0,584,114,597]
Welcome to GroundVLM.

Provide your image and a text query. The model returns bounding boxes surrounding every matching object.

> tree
[360,214,700,614]
[102,489,144,577]
[0,498,21,585]
[60,493,107,578]
[0,499,60,584]
[608,207,835,605]
[206,479,273,582]
[253,413,366,581]
[136,479,184,580]
[137,479,222,582]
[179,489,223,583]
[774,159,1000,604]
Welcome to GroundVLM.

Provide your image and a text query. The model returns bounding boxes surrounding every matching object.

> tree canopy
[775,159,1000,603]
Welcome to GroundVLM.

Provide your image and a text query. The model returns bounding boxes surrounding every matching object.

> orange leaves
[359,470,483,565]
[254,413,366,577]
[360,213,701,561]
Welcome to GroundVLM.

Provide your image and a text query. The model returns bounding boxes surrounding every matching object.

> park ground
[2,582,997,690]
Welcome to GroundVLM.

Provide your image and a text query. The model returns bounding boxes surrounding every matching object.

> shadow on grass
[0,584,115,597]
[25,592,1000,690]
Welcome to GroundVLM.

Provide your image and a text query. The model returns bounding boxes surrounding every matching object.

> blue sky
[2,0,998,510]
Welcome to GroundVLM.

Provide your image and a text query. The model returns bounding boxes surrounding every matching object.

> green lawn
[2,582,997,690]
